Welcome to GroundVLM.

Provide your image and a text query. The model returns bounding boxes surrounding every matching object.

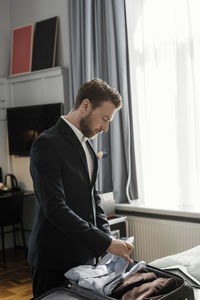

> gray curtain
[68,0,138,203]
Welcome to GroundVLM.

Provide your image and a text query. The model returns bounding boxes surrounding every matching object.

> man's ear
[80,98,91,113]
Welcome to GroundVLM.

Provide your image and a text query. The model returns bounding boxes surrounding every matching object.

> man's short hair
[74,78,122,110]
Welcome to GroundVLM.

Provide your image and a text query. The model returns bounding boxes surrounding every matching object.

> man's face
[80,101,117,139]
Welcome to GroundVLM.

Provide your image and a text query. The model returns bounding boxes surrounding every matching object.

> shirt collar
[61,116,88,143]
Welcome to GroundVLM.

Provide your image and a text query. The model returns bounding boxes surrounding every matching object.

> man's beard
[80,114,96,139]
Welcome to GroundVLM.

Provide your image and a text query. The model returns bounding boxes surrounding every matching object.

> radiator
[128,216,200,263]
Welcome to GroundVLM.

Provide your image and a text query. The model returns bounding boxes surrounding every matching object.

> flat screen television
[7,102,64,156]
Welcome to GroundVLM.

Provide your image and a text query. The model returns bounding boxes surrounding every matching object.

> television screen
[7,103,63,156]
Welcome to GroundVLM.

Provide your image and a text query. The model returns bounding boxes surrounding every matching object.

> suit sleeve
[30,135,112,257]
[94,188,112,236]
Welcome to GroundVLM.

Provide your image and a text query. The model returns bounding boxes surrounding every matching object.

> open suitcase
[32,262,195,300]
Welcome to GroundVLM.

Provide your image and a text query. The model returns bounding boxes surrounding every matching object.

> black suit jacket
[28,117,112,271]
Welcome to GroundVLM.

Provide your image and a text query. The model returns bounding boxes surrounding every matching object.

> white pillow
[150,245,200,281]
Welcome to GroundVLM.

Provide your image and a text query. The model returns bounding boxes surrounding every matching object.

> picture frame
[10,24,34,76]
[31,16,59,71]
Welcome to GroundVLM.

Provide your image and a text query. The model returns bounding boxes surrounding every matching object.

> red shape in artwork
[10,24,33,75]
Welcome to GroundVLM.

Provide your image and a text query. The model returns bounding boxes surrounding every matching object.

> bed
[150,245,200,299]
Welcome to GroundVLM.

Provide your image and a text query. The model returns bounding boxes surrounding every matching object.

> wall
[0,1,71,250]
[0,0,70,189]
[0,0,10,76]
[0,0,71,75]
[9,0,70,68]
[0,79,9,178]
[7,67,67,191]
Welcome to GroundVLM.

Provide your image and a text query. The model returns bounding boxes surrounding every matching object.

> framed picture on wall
[31,16,59,71]
[10,24,34,76]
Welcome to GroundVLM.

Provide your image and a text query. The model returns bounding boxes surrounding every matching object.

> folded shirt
[64,236,146,295]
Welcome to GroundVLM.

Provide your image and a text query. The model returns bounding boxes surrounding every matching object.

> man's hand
[107,238,134,263]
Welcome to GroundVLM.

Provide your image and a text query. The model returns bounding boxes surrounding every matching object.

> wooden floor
[0,248,33,300]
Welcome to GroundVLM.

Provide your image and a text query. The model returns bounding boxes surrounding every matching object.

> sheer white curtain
[126,0,200,210]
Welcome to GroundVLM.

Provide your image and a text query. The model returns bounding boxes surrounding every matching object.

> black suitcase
[32,263,195,300]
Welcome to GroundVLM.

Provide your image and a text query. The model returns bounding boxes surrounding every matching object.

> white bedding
[150,244,200,281]
[150,244,200,299]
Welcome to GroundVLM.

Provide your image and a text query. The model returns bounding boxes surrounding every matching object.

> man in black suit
[28,78,133,297]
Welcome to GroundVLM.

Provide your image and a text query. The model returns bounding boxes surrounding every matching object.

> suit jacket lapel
[86,140,98,187]
[55,118,90,181]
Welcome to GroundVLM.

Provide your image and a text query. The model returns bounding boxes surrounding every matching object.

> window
[126,0,200,210]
